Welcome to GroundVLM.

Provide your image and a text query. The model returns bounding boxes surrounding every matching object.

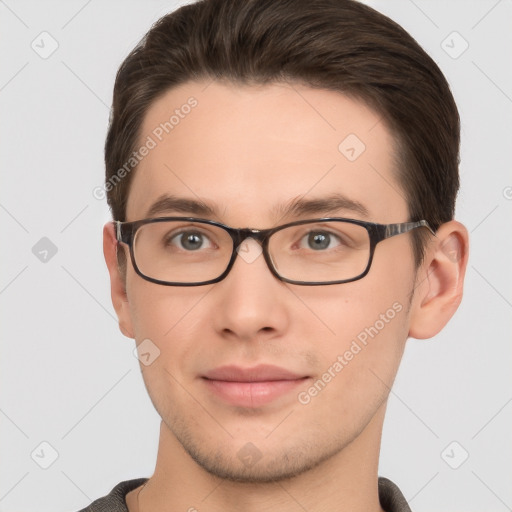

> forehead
[126,80,407,224]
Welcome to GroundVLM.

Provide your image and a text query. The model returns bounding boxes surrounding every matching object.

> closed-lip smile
[201,364,310,407]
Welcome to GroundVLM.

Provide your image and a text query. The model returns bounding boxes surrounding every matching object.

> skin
[103,80,469,512]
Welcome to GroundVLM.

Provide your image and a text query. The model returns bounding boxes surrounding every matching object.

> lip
[201,365,310,408]
[203,364,305,382]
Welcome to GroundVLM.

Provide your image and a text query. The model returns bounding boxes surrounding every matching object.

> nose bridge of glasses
[235,235,261,256]
[230,227,267,246]
[229,227,270,267]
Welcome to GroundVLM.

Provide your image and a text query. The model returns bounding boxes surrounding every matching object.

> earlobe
[103,222,135,339]
[408,220,469,339]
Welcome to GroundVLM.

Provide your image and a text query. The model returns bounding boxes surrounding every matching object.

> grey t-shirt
[77,476,412,512]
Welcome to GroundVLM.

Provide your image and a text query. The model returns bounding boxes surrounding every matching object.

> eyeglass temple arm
[114,221,122,242]
[384,220,436,239]
[114,221,132,244]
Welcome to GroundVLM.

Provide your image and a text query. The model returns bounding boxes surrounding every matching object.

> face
[119,80,418,482]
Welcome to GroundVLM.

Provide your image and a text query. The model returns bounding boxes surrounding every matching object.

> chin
[177,428,347,484]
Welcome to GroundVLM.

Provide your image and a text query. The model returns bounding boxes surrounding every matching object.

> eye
[166,230,215,251]
[299,230,343,251]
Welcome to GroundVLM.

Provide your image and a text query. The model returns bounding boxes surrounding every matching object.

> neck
[128,402,388,512]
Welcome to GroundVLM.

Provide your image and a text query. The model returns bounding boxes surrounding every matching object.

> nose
[211,237,290,341]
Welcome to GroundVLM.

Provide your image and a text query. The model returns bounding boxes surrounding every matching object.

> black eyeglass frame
[115,217,435,287]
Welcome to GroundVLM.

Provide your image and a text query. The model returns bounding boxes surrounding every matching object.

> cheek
[126,282,210,415]
[127,271,196,335]
[295,246,413,346]
[300,283,410,375]
[294,291,410,438]
[292,254,414,410]
[126,277,207,369]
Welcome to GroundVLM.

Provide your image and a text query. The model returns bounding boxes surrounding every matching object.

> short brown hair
[105,0,460,267]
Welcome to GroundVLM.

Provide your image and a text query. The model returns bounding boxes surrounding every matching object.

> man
[83,0,469,510]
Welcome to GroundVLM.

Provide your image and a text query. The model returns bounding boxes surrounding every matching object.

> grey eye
[307,232,331,250]
[179,232,204,250]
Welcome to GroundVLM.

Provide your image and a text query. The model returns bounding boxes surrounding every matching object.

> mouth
[201,364,310,408]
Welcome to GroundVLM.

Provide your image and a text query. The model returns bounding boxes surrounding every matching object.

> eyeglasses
[115,217,435,286]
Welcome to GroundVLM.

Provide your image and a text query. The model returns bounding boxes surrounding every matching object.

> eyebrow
[146,194,217,218]
[145,193,369,222]
[274,193,369,219]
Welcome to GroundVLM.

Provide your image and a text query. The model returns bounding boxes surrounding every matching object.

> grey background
[1,1,511,510]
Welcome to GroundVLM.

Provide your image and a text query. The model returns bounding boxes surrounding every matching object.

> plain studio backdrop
[1,1,511,511]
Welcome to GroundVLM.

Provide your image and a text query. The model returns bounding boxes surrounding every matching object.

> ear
[408,220,469,339]
[103,222,135,339]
